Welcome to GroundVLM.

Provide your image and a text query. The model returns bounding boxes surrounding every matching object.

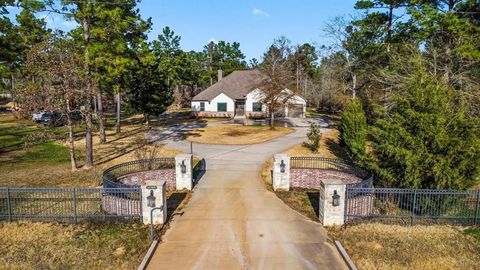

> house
[191,69,306,118]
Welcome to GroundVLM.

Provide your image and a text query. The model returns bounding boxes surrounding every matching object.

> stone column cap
[144,179,166,187]
[175,154,193,159]
[274,153,288,159]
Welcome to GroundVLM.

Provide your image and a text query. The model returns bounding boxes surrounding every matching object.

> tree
[127,44,173,124]
[307,123,322,152]
[258,37,297,128]
[290,43,318,97]
[371,56,480,189]
[19,35,84,171]
[204,40,247,84]
[86,0,151,137]
[354,0,410,54]
[339,98,368,163]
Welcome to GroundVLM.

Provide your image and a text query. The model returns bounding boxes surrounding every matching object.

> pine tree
[371,58,480,189]
[339,98,368,163]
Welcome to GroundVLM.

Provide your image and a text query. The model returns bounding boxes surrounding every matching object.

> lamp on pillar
[147,190,156,208]
[280,160,286,173]
[180,160,186,174]
[332,190,340,207]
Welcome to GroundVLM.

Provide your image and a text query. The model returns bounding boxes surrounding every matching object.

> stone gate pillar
[141,180,167,225]
[273,154,290,191]
[175,154,193,190]
[319,179,347,226]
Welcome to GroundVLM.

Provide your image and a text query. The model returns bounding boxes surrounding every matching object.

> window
[217,102,227,112]
[252,102,262,112]
[199,102,205,111]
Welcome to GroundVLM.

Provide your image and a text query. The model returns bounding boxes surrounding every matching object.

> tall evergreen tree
[371,55,480,189]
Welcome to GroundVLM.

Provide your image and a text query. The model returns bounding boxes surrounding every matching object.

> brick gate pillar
[273,154,290,191]
[141,180,167,225]
[175,154,193,190]
[319,179,347,226]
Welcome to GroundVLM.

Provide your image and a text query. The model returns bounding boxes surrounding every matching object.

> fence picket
[0,187,142,223]
[346,187,479,226]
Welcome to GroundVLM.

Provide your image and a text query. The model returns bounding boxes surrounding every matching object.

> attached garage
[287,104,305,118]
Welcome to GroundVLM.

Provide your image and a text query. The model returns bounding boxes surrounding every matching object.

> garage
[287,104,304,118]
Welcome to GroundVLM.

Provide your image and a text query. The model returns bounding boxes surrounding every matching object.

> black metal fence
[345,188,480,226]
[103,158,175,188]
[290,157,372,180]
[0,187,142,223]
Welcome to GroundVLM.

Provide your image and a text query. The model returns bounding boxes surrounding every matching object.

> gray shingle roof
[192,69,267,101]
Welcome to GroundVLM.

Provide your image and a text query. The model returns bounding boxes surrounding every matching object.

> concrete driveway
[146,128,347,270]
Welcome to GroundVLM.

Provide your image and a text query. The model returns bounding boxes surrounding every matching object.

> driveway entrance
[146,128,347,269]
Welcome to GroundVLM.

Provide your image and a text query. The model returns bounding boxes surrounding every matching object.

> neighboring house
[191,69,306,118]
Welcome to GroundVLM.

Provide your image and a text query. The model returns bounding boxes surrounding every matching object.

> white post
[175,154,193,190]
[273,154,290,191]
[320,180,347,226]
[141,180,167,225]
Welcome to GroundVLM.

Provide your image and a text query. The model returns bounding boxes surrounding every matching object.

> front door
[235,101,245,116]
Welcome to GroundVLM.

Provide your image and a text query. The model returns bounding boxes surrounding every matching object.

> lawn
[186,124,294,145]
[0,112,181,187]
[327,224,480,270]
[0,221,150,270]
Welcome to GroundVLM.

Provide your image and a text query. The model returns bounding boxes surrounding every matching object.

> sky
[8,0,360,60]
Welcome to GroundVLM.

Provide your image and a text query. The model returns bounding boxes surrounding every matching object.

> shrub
[339,98,368,163]
[307,123,321,152]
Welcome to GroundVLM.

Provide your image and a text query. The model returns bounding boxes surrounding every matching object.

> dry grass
[285,129,348,159]
[327,224,480,270]
[0,190,192,270]
[0,221,150,270]
[275,188,319,221]
[0,113,181,187]
[186,125,294,145]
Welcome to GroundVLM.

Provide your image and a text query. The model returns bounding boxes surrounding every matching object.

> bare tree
[19,36,85,171]
[324,16,359,98]
[258,37,297,128]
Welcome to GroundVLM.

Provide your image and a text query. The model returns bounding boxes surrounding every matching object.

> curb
[137,240,158,270]
[334,240,357,270]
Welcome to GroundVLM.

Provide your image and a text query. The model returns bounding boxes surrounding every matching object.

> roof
[192,69,268,101]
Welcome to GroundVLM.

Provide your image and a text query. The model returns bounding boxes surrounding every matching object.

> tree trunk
[270,111,275,129]
[65,101,77,172]
[386,5,393,54]
[115,92,121,133]
[83,14,94,169]
[144,113,150,125]
[10,73,15,103]
[352,73,357,98]
[97,90,106,143]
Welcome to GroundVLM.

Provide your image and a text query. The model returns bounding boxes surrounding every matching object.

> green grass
[464,228,480,241]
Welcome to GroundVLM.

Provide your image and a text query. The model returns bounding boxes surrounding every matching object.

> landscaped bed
[185,125,294,145]
[327,224,480,270]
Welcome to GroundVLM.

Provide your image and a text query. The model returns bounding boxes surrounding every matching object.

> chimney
[217,69,223,81]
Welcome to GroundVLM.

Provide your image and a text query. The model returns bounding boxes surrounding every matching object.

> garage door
[288,104,304,118]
